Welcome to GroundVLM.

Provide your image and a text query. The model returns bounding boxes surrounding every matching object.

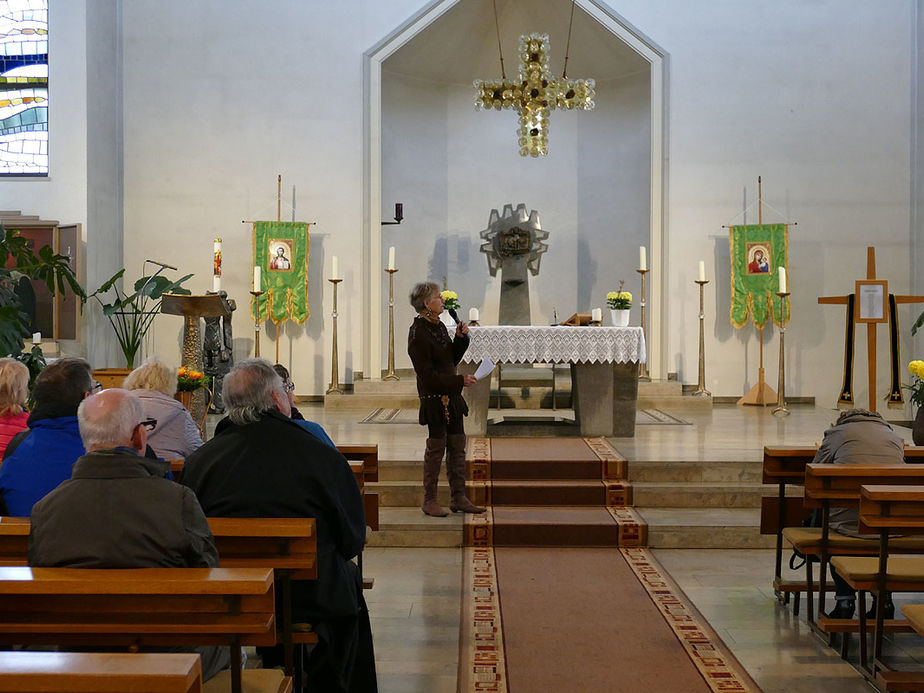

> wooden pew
[831,485,924,688]
[762,445,924,611]
[0,566,282,693]
[0,651,202,693]
[207,517,318,684]
[799,464,924,643]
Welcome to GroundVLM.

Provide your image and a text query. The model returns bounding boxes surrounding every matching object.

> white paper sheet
[473,357,495,381]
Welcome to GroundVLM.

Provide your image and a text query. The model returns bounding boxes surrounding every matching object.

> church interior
[4,0,924,691]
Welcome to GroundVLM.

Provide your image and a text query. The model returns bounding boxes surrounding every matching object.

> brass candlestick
[693,279,711,396]
[250,291,264,358]
[772,291,791,417]
[637,268,650,381]
[384,268,399,381]
[326,278,344,394]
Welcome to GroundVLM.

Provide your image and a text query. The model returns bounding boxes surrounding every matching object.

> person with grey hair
[181,358,376,692]
[28,388,228,681]
[407,281,483,516]
[124,356,203,459]
[813,408,906,620]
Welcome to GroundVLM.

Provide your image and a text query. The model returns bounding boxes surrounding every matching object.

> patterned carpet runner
[458,437,758,692]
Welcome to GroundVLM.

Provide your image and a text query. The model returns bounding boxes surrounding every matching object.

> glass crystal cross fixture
[474,33,595,157]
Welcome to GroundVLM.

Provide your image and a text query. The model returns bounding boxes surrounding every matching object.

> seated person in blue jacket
[273,363,336,448]
[0,357,95,516]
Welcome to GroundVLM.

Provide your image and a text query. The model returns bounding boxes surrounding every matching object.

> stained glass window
[0,0,47,176]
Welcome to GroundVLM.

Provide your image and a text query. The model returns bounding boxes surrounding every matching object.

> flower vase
[914,407,924,446]
[174,390,192,411]
[610,309,630,327]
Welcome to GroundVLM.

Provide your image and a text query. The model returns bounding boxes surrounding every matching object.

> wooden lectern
[161,293,232,430]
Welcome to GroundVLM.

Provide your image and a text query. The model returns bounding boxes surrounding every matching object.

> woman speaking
[407,282,485,516]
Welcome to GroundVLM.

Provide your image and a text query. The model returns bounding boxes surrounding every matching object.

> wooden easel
[818,247,924,412]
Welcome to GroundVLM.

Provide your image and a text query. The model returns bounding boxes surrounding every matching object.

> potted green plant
[606,280,632,327]
[0,225,84,357]
[89,265,193,369]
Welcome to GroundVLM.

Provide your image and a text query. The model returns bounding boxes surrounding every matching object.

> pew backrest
[804,464,924,509]
[207,517,317,581]
[858,484,924,534]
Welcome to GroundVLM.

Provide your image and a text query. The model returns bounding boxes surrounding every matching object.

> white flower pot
[611,309,630,327]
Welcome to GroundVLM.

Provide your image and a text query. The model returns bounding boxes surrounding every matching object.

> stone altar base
[460,361,640,437]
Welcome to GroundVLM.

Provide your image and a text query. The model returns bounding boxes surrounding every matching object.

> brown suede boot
[446,433,486,514]
[421,437,449,517]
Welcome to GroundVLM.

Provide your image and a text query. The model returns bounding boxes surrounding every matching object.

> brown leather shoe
[450,495,486,514]
[421,499,449,517]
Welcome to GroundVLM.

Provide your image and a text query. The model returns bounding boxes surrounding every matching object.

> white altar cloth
[461,326,646,365]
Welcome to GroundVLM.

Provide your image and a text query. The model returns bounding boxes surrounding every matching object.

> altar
[459,326,647,437]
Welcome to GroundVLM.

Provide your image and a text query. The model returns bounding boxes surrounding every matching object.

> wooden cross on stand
[818,247,924,412]
[474,33,595,157]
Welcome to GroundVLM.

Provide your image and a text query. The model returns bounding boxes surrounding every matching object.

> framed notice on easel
[856,279,888,323]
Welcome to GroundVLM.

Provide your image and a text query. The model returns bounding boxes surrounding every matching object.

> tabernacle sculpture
[479,203,549,325]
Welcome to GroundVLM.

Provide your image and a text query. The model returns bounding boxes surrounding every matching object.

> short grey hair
[78,389,145,450]
[409,282,439,313]
[222,358,285,425]
[123,356,176,396]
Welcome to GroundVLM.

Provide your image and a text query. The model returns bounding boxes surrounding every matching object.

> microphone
[146,259,178,270]
[448,308,461,324]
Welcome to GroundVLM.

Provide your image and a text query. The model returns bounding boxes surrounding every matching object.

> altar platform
[291,402,915,550]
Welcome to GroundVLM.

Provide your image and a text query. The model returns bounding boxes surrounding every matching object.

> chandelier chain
[493,0,507,80]
[562,0,576,79]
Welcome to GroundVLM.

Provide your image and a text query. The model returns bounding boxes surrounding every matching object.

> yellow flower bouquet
[440,289,460,311]
[606,282,632,310]
[905,360,924,408]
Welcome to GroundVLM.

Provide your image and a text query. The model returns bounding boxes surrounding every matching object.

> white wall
[613,0,914,407]
[381,67,651,370]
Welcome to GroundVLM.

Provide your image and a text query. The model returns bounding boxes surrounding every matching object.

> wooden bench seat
[829,485,924,685]
[0,566,279,693]
[0,651,202,693]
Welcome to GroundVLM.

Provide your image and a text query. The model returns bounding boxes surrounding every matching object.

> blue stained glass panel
[0,0,48,175]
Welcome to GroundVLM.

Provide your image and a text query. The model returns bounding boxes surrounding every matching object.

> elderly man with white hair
[28,388,228,681]
[181,358,376,693]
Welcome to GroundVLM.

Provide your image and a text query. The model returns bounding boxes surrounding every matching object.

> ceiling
[383,0,649,86]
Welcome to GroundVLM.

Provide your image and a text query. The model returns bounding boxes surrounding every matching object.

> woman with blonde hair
[123,357,203,459]
[0,358,30,457]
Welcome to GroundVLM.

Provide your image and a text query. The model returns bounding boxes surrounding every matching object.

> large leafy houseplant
[0,225,85,357]
[90,266,193,369]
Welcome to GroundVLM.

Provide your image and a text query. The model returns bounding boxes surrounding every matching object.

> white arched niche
[363,0,667,379]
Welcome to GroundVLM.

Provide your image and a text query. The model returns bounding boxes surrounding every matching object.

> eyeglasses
[137,418,157,432]
[283,381,295,393]
[90,380,103,393]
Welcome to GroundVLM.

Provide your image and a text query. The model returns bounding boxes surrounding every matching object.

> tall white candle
[331,255,340,280]
[591,308,602,322]
[698,261,706,282]
[32,332,40,345]
[253,266,261,292]
[639,246,647,271]
[387,246,396,271]
[469,307,479,322]
[779,266,787,293]
[212,276,221,292]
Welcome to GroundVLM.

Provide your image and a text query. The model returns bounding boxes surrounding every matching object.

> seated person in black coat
[181,358,376,693]
[28,388,228,680]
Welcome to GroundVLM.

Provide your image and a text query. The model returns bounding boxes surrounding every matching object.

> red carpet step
[465,437,647,548]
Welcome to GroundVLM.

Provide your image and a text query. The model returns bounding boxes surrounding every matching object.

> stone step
[638,379,684,397]
[366,506,463,548]
[631,481,782,508]
[371,481,452,507]
[638,508,776,549]
[628,460,762,483]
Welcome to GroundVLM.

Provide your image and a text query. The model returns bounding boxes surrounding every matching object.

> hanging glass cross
[474,33,595,157]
